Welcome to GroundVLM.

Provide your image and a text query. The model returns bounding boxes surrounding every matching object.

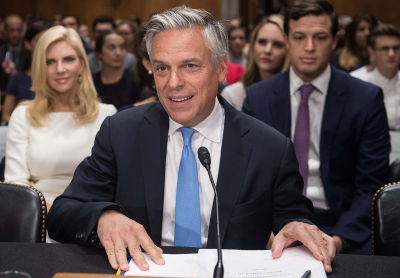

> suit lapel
[139,103,169,246]
[320,67,347,183]
[207,96,252,248]
[271,70,291,137]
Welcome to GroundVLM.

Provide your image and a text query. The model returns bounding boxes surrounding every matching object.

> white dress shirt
[161,97,225,247]
[290,66,331,210]
[350,65,373,81]
[366,68,400,126]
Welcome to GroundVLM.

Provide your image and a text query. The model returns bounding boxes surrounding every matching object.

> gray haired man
[48,6,335,273]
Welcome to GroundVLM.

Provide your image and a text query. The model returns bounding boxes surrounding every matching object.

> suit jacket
[242,66,391,249]
[48,95,317,249]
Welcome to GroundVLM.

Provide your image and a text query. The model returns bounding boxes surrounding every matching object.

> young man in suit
[243,0,390,255]
[48,6,335,273]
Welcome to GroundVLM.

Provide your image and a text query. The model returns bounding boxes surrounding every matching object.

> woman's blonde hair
[242,15,290,89]
[25,25,99,127]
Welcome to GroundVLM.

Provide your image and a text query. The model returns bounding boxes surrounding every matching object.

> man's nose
[305,37,315,51]
[169,70,184,89]
[388,47,395,56]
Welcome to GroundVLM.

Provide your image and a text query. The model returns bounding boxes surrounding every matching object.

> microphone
[197,146,223,278]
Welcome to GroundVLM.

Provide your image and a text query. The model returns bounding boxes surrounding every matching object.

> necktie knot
[300,84,314,102]
[179,127,197,147]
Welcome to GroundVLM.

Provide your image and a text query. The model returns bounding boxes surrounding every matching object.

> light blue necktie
[174,127,201,247]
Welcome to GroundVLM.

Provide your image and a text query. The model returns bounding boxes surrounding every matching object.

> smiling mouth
[170,96,194,102]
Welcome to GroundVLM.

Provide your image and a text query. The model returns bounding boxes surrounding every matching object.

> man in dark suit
[48,6,335,273]
[0,14,24,92]
[243,0,390,255]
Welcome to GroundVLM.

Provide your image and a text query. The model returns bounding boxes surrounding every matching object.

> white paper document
[123,253,198,277]
[195,245,326,278]
[122,245,326,278]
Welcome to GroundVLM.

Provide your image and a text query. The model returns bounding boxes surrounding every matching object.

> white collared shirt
[367,68,400,126]
[161,97,225,247]
[290,66,331,210]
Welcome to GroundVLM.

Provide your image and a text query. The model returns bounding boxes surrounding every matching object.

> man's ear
[331,32,340,50]
[284,33,289,49]
[142,57,152,72]
[218,55,228,83]
[367,46,375,61]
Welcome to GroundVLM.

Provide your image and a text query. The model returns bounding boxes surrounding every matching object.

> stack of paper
[121,245,326,278]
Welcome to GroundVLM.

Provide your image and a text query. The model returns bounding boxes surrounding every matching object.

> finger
[323,236,336,272]
[310,231,332,273]
[295,226,325,262]
[125,234,149,271]
[112,237,129,271]
[136,228,165,265]
[101,237,119,270]
[271,233,287,259]
[156,245,164,254]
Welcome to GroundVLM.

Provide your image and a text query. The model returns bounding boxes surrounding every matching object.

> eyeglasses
[376,45,400,53]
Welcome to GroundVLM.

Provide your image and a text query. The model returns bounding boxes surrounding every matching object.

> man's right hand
[97,210,165,271]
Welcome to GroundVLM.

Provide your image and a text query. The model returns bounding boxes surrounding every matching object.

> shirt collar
[290,65,331,96]
[7,42,22,52]
[168,96,224,143]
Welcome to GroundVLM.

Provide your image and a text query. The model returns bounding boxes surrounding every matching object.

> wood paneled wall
[0,0,221,37]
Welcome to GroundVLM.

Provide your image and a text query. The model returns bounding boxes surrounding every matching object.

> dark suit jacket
[242,66,390,251]
[48,95,317,249]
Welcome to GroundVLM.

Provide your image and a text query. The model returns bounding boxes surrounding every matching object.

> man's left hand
[271,221,335,273]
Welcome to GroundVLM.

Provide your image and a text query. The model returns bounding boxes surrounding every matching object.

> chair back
[0,183,46,243]
[372,182,400,255]
[390,159,400,183]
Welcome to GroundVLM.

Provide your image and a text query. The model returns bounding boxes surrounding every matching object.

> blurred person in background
[222,15,290,110]
[53,14,62,26]
[4,26,116,217]
[87,15,137,74]
[331,14,377,72]
[117,20,136,53]
[227,24,248,68]
[61,13,93,54]
[336,15,352,49]
[355,24,400,127]
[1,22,49,123]
[129,15,142,29]
[0,19,5,45]
[92,30,150,109]
[0,15,24,92]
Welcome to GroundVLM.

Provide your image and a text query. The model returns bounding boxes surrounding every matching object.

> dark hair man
[61,14,93,54]
[87,15,136,74]
[243,0,390,255]
[48,6,335,273]
[0,14,24,92]
[355,24,400,127]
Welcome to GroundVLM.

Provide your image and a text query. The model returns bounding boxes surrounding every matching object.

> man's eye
[158,66,167,71]
[108,45,115,50]
[294,36,304,41]
[187,64,197,68]
[317,36,327,41]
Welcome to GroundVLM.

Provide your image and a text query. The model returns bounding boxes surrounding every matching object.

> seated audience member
[117,21,136,53]
[1,22,48,123]
[0,19,5,45]
[0,14,24,92]
[61,13,93,54]
[227,24,248,68]
[361,24,400,126]
[87,16,137,74]
[48,6,335,273]
[92,30,150,109]
[222,15,289,111]
[349,61,375,80]
[129,15,142,30]
[229,17,250,55]
[4,26,116,213]
[331,14,377,72]
[243,0,390,255]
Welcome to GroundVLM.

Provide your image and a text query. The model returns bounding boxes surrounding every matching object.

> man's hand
[271,221,335,273]
[1,59,16,76]
[97,210,165,271]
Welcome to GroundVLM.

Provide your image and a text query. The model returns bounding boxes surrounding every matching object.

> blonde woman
[221,15,290,111]
[5,26,117,212]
